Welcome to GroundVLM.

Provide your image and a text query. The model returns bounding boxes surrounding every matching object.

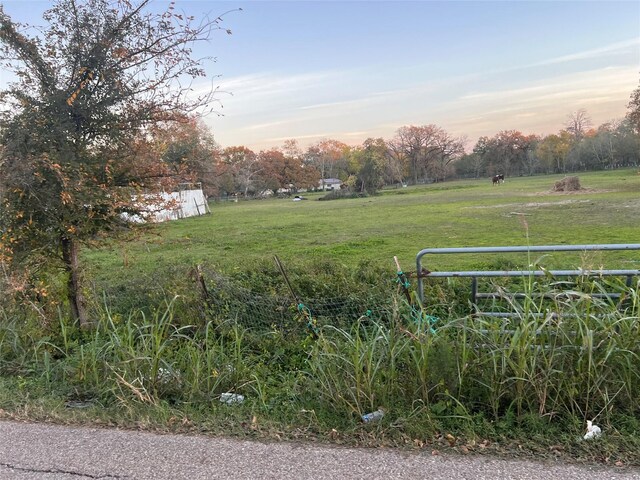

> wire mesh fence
[200,269,398,333]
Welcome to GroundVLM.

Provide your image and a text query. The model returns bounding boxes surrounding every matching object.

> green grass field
[86,169,640,285]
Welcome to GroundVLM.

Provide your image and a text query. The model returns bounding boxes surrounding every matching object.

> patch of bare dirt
[533,188,612,196]
[467,199,592,210]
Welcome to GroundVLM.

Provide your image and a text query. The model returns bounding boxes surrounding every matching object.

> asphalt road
[0,420,638,479]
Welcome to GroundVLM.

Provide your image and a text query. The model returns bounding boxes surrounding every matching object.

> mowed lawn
[85,169,640,283]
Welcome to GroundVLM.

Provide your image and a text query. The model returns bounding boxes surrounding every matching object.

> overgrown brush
[0,274,638,456]
[454,275,640,425]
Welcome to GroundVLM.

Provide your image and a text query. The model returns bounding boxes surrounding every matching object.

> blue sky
[2,1,639,151]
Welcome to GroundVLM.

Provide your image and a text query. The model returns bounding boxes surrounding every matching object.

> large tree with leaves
[347,138,387,194]
[304,139,349,188]
[216,146,260,197]
[390,125,464,185]
[627,80,640,134]
[0,0,231,327]
[535,131,572,173]
[473,130,538,177]
[256,149,319,195]
[142,116,221,197]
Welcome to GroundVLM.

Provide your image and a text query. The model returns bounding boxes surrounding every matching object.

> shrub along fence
[0,254,638,441]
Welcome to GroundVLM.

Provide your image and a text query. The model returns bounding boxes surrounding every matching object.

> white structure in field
[319,178,343,190]
[125,185,210,223]
[153,188,210,222]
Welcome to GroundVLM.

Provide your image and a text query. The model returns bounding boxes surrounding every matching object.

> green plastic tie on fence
[298,302,319,338]
[410,306,438,334]
[396,271,411,289]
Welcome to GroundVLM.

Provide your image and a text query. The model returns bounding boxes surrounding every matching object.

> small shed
[124,184,210,223]
[320,178,343,191]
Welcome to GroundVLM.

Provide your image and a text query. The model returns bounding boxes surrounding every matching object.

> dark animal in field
[492,174,505,185]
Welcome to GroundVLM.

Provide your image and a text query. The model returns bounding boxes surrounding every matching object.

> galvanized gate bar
[416,243,640,304]
[425,269,640,277]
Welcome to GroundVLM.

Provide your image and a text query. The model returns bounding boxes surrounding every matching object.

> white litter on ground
[583,420,602,440]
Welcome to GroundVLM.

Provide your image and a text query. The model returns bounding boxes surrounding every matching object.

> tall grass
[456,275,640,425]
[0,274,638,450]
[308,315,409,416]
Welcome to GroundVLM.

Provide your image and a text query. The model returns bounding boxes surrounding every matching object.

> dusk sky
[2,0,639,152]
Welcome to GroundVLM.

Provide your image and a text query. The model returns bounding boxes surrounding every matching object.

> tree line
[138,123,467,199]
[142,102,640,197]
[151,106,640,200]
[456,110,640,178]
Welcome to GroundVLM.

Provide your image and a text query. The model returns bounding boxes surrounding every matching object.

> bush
[318,189,368,201]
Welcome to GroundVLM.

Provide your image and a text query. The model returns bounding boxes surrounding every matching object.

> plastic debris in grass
[583,420,602,440]
[220,392,245,405]
[362,408,385,423]
[156,367,182,385]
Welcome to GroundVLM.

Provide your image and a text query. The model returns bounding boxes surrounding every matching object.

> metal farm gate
[416,244,640,317]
